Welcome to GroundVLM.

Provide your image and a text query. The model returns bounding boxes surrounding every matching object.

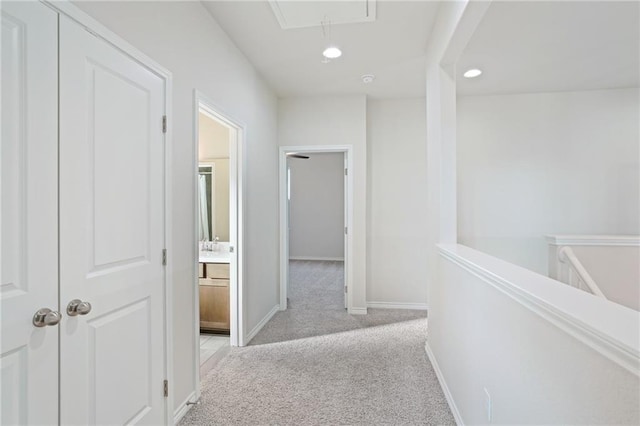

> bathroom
[197,109,232,367]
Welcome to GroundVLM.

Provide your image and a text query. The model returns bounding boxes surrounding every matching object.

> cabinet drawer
[199,278,229,287]
[205,263,230,279]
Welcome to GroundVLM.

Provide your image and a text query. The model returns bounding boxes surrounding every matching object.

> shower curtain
[199,174,210,241]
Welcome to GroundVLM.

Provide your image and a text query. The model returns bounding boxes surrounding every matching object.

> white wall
[429,245,640,425]
[457,88,640,276]
[289,153,344,260]
[73,1,279,414]
[366,99,429,307]
[278,96,367,311]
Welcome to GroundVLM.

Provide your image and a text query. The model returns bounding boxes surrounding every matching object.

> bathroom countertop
[199,242,230,264]
[199,251,230,264]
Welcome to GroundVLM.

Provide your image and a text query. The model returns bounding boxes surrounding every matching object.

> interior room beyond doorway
[196,110,232,365]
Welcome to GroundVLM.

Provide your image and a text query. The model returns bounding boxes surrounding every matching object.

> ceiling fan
[286,153,310,159]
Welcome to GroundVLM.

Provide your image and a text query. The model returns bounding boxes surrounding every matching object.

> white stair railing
[558,246,607,299]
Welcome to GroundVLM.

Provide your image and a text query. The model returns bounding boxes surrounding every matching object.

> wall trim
[545,235,640,247]
[367,302,428,310]
[348,307,368,315]
[173,390,197,425]
[425,342,464,426]
[245,304,280,344]
[289,256,344,262]
[438,244,640,376]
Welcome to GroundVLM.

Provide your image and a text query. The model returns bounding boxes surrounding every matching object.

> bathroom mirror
[198,163,215,241]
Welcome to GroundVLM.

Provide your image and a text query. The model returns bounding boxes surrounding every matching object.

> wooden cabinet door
[199,281,230,331]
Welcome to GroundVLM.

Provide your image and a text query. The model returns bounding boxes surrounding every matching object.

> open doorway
[287,152,346,311]
[193,91,244,386]
[279,145,354,313]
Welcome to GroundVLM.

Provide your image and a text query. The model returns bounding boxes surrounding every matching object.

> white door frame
[279,145,354,312]
[42,1,175,424]
[193,91,245,366]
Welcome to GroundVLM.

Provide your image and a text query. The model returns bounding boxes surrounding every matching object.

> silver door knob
[33,308,62,327]
[66,299,92,316]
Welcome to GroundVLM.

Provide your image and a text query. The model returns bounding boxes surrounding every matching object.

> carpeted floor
[179,260,454,425]
[250,260,429,345]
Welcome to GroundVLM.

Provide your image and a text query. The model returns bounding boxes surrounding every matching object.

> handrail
[558,246,607,299]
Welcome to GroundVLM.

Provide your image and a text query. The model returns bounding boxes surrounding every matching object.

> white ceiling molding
[268,0,376,30]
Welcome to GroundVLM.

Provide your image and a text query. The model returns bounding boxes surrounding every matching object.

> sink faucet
[201,239,213,252]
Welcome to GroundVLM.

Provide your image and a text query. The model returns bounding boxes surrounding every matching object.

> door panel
[89,299,152,425]
[59,16,166,426]
[91,64,150,270]
[0,2,59,425]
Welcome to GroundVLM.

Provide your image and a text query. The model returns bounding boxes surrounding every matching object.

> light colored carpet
[250,260,429,346]
[179,319,455,425]
[179,260,454,425]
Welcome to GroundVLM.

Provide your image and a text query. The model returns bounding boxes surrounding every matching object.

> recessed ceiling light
[463,68,482,78]
[322,46,342,59]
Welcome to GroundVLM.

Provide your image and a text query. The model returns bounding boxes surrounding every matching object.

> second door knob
[67,299,92,316]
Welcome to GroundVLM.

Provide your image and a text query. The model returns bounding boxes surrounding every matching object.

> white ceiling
[201,0,439,99]
[457,1,640,96]
[202,1,639,99]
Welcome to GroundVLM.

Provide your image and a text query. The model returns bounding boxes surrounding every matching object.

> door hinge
[162,115,167,134]
[344,168,348,176]
[163,380,168,397]
[162,249,167,266]
[344,285,348,293]
[344,227,348,235]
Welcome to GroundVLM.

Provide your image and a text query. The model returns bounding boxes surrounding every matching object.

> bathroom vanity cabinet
[199,262,230,332]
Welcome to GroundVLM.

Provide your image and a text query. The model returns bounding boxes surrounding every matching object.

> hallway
[251,260,428,345]
[180,318,454,425]
[179,261,453,425]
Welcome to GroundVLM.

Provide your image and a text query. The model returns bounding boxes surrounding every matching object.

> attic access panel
[269,0,376,29]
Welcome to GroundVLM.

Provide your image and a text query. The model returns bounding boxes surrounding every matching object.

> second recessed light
[323,46,342,59]
[463,68,482,78]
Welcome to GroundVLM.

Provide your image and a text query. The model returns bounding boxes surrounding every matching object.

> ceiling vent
[269,0,376,29]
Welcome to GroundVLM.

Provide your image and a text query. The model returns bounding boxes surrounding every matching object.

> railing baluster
[558,246,606,299]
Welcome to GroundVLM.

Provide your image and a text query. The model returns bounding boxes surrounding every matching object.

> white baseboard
[367,301,429,310]
[173,390,197,424]
[245,304,280,344]
[289,256,344,261]
[348,307,367,315]
[425,341,463,426]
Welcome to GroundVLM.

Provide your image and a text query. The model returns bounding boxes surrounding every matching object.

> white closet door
[0,2,59,425]
[59,16,166,426]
